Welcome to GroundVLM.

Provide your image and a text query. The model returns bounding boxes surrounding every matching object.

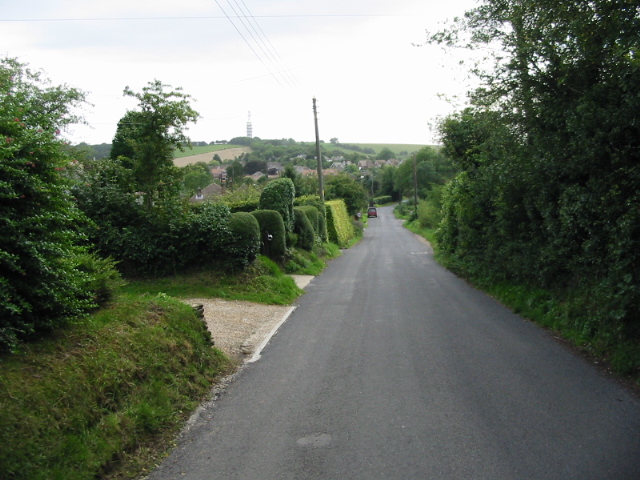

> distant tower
[246,111,253,138]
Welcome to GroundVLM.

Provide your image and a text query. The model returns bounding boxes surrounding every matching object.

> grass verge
[0,294,232,480]
[121,257,303,305]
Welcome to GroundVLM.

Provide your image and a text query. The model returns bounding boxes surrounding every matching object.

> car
[367,207,378,218]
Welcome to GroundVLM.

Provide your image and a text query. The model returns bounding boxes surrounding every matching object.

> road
[148,205,640,479]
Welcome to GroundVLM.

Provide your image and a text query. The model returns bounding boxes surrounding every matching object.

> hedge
[295,195,327,241]
[293,207,315,251]
[325,199,355,248]
[223,212,260,271]
[250,210,286,261]
[259,178,295,233]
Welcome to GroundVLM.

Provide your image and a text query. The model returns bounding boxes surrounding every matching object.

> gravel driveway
[184,275,313,363]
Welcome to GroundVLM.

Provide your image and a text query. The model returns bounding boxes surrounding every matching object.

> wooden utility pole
[313,97,325,205]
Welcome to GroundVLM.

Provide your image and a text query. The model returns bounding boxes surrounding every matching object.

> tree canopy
[119,80,199,208]
[431,0,640,348]
[0,58,95,350]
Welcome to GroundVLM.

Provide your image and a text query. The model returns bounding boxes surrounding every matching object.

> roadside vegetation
[395,0,640,386]
[0,57,352,479]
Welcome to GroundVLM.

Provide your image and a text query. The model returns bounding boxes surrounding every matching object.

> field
[173,146,251,167]
[173,143,246,158]
[171,142,436,167]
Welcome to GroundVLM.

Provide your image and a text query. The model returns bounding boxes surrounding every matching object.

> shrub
[222,212,260,271]
[295,195,327,241]
[250,210,286,261]
[259,178,295,232]
[325,199,355,248]
[0,58,96,351]
[75,252,126,305]
[374,195,392,205]
[293,207,315,251]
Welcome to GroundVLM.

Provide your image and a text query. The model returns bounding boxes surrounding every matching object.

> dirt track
[173,147,251,167]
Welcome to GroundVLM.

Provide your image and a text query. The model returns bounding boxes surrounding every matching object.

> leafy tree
[244,158,267,175]
[120,80,199,209]
[0,58,96,350]
[324,174,368,215]
[377,147,395,161]
[109,110,144,162]
[431,0,640,344]
[182,162,213,195]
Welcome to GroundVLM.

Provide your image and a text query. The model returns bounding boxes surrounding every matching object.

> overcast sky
[1,0,479,146]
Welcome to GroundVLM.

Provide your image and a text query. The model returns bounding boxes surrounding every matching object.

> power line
[223,0,294,88]
[1,14,424,23]
[236,0,302,87]
[214,0,285,87]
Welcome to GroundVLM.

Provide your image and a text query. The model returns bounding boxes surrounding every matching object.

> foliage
[394,146,458,200]
[223,212,260,271]
[74,170,234,276]
[0,57,102,351]
[119,80,199,209]
[259,177,296,232]
[324,173,368,215]
[250,210,286,261]
[181,161,213,196]
[0,294,229,480]
[374,195,392,205]
[293,206,315,251]
[430,0,640,362]
[325,200,355,248]
[295,195,327,241]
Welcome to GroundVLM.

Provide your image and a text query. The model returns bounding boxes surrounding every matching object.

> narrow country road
[148,205,640,480]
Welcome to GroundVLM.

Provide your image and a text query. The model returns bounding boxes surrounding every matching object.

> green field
[173,144,244,159]
[173,141,435,160]
[343,143,432,155]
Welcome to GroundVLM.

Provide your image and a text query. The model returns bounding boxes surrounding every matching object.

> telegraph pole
[313,97,325,205]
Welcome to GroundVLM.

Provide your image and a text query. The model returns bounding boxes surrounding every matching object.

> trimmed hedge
[259,178,295,233]
[295,195,327,241]
[374,195,392,205]
[223,212,260,271]
[293,207,315,251]
[325,200,355,248]
[250,210,286,261]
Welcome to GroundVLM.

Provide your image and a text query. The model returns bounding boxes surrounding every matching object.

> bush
[259,178,295,232]
[222,212,260,271]
[295,195,327,241]
[0,58,97,351]
[293,207,315,251]
[75,252,126,305]
[250,210,286,261]
[325,199,355,248]
[374,195,392,205]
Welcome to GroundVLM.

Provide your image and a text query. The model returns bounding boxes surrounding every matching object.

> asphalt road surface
[148,205,640,480]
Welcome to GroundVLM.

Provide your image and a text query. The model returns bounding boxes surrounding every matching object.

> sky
[1,0,480,147]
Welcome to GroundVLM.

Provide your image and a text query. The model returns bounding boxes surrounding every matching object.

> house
[189,182,223,202]
[267,162,284,175]
[358,160,375,170]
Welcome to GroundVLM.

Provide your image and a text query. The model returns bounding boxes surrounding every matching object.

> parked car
[367,207,378,218]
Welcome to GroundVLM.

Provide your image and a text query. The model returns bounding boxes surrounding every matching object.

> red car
[367,207,378,218]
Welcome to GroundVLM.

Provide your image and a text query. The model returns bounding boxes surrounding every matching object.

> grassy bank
[0,294,231,480]
[0,251,339,479]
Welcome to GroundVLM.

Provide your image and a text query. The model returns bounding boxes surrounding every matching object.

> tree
[431,0,640,343]
[182,162,213,195]
[0,58,94,350]
[324,174,368,215]
[120,80,199,209]
[109,110,144,163]
[377,147,395,161]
